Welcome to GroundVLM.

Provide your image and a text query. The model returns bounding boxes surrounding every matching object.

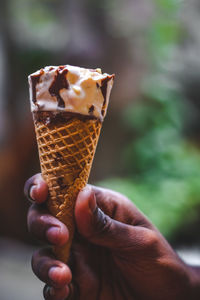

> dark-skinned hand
[24,174,200,300]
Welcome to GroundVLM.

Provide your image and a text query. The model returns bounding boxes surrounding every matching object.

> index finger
[24,173,48,204]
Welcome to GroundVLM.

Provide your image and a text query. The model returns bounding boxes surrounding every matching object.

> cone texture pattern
[34,115,102,262]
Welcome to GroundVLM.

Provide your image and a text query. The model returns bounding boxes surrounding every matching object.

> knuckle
[31,250,41,274]
[29,213,48,235]
[28,213,41,236]
[143,230,159,250]
[27,217,36,235]
[32,253,49,282]
[39,215,49,227]
[27,206,34,226]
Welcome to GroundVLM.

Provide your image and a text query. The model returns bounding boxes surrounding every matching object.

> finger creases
[27,205,68,245]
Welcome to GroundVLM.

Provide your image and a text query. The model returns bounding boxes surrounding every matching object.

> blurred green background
[1,0,200,298]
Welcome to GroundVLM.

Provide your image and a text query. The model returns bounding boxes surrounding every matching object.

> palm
[71,236,135,300]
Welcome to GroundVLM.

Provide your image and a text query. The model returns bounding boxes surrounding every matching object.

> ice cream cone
[28,65,114,262]
[34,112,101,262]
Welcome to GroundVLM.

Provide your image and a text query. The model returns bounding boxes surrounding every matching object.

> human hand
[25,174,200,300]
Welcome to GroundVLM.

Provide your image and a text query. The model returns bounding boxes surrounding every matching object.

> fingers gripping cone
[34,115,101,262]
[29,65,114,263]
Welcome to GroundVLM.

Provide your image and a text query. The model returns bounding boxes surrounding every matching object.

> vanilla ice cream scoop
[28,65,114,120]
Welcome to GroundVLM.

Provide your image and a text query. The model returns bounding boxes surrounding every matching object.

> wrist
[157,257,200,300]
[187,265,200,299]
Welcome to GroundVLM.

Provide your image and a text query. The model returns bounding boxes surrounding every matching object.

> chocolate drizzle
[33,111,100,125]
[89,105,95,114]
[101,77,110,106]
[100,75,114,116]
[30,73,42,103]
[49,68,69,108]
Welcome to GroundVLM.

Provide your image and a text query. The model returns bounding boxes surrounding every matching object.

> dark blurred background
[1,0,200,299]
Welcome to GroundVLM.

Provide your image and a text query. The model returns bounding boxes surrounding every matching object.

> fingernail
[46,227,61,244]
[28,186,36,203]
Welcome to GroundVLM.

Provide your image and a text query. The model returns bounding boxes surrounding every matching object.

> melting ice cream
[28,65,114,120]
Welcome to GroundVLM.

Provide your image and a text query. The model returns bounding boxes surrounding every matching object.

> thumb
[75,186,137,250]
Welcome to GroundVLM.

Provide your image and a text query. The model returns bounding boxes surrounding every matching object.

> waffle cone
[33,112,102,263]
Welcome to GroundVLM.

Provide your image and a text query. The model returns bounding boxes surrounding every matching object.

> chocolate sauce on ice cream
[49,69,69,108]
[30,73,42,104]
[33,111,99,125]
[28,65,114,121]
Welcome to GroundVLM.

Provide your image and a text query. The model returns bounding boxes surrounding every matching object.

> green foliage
[9,0,57,28]
[155,0,182,13]
[123,80,188,178]
[8,0,66,50]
